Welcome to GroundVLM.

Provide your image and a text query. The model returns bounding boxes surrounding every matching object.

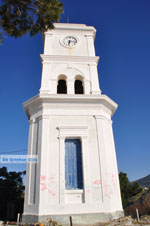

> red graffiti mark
[104,184,111,199]
[41,176,46,180]
[49,177,55,180]
[85,189,90,193]
[93,180,101,185]
[48,189,56,196]
[104,183,114,199]
[111,174,117,192]
[40,183,47,191]
[49,180,55,183]
[49,177,56,183]
[113,183,116,192]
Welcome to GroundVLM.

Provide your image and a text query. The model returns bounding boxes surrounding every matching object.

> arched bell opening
[57,75,67,94]
[74,76,84,94]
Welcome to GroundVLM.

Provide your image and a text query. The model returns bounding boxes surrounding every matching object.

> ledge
[23,94,118,119]
[40,55,99,65]
[45,23,96,37]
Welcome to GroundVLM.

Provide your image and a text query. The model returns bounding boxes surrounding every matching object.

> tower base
[22,211,124,225]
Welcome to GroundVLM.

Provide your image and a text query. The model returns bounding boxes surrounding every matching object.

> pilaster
[67,79,74,94]
[24,118,39,214]
[58,136,66,204]
[81,136,91,203]
[94,115,111,203]
[94,115,122,210]
[44,34,53,54]
[24,119,36,211]
[38,115,50,209]
[107,120,123,209]
[89,65,101,94]
[86,35,96,56]
[40,63,50,94]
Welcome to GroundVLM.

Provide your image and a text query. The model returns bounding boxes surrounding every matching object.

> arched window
[57,79,67,94]
[65,139,83,190]
[75,80,84,94]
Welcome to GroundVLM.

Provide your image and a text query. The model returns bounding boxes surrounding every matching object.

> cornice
[23,94,118,119]
[45,23,96,37]
[40,55,99,65]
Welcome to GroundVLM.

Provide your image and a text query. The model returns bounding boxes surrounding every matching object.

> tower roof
[45,23,96,37]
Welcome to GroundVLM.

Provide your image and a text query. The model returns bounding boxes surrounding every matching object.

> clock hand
[68,40,71,46]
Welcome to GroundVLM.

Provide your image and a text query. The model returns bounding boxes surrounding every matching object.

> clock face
[62,36,78,47]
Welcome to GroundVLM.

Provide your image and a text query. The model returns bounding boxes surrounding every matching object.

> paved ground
[95,216,150,226]
[1,216,150,226]
[72,216,150,226]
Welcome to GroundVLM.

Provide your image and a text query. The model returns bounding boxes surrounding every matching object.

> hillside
[136,174,150,187]
[125,188,150,218]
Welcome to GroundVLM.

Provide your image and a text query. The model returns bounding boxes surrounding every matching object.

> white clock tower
[23,23,123,225]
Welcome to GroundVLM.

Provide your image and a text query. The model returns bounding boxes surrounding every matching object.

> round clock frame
[60,35,79,48]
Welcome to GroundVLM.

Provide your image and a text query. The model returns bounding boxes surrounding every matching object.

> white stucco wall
[23,23,123,221]
[40,23,101,95]
[23,94,122,216]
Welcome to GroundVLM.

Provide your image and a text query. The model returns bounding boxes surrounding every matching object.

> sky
[0,0,150,182]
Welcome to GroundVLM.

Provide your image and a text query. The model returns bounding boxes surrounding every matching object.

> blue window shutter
[65,139,83,189]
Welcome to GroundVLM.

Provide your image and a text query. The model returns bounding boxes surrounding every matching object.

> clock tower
[23,23,123,225]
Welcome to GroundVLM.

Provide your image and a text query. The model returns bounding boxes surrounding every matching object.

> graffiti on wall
[40,175,57,196]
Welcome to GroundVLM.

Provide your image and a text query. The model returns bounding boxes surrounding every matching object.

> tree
[0,0,63,42]
[119,172,130,208]
[0,167,25,220]
[119,172,142,208]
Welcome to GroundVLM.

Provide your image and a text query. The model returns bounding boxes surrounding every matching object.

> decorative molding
[44,34,53,38]
[40,55,99,65]
[85,34,94,37]
[37,116,42,122]
[44,23,96,37]
[29,118,36,125]
[24,94,117,106]
[42,115,50,120]
[67,63,72,69]
[94,115,108,121]
[52,66,85,80]
[57,135,66,140]
[23,94,117,119]
[37,115,49,121]
[57,126,88,139]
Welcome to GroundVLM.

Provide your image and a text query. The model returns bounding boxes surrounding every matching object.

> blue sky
[0,0,150,181]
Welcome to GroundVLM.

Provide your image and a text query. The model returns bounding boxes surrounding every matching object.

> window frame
[57,126,91,204]
[65,138,83,190]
